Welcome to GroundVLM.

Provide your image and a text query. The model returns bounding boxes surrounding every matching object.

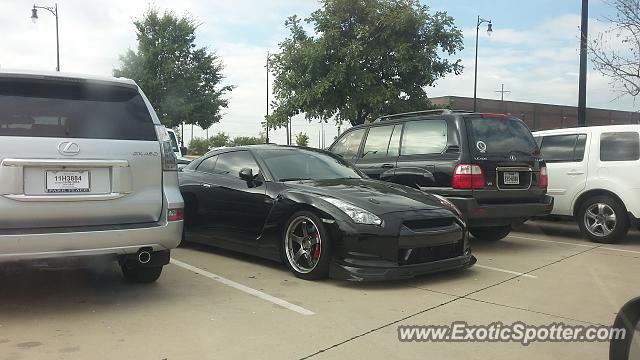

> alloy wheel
[285,216,322,274]
[584,203,617,238]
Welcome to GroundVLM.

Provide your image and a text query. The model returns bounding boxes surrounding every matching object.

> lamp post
[265,51,271,144]
[31,3,60,72]
[473,16,493,112]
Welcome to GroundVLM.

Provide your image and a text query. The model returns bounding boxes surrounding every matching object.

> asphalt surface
[1,219,639,359]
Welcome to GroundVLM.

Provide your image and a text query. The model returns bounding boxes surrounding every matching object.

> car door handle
[381,164,394,169]
[201,183,214,188]
[566,170,584,175]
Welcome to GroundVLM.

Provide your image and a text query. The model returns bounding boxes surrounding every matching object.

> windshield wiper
[279,177,312,182]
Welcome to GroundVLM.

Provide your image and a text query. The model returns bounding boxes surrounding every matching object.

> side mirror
[610,296,640,360]
[180,146,188,156]
[239,168,254,182]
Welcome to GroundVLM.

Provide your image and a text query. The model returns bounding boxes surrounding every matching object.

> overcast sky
[1,0,637,146]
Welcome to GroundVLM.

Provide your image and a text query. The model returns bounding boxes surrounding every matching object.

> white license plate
[503,172,520,185]
[46,170,90,193]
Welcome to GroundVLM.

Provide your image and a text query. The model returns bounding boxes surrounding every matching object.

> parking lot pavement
[1,219,638,359]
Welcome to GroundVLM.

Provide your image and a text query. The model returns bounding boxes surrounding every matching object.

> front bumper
[449,195,554,227]
[327,208,473,281]
[330,252,476,281]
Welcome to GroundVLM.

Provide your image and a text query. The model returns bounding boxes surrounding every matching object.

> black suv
[328,109,554,241]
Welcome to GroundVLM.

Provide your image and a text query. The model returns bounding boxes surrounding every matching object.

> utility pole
[495,83,511,101]
[265,52,270,143]
[578,0,588,126]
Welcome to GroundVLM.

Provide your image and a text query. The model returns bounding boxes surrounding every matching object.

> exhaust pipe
[137,250,151,264]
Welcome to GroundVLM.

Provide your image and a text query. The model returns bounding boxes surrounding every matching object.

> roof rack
[374,109,468,122]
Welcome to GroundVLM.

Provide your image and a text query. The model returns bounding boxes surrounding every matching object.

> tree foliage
[590,0,640,100]
[231,134,267,146]
[209,132,231,147]
[114,9,233,129]
[295,132,310,146]
[268,0,463,127]
[187,132,266,155]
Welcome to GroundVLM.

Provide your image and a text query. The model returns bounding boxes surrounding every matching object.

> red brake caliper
[312,234,321,260]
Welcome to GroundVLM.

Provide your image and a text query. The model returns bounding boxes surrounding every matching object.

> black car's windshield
[260,149,363,181]
[466,116,539,155]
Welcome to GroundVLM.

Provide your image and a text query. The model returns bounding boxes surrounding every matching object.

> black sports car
[179,145,476,281]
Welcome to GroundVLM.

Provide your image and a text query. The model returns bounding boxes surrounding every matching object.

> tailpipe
[137,250,151,264]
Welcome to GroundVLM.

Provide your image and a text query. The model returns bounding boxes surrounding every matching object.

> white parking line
[599,247,640,255]
[510,234,640,255]
[475,264,537,279]
[170,258,315,316]
[509,235,595,248]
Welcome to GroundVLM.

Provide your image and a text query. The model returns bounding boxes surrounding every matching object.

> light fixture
[31,7,38,24]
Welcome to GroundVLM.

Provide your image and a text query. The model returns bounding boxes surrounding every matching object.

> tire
[577,195,628,244]
[282,211,331,280]
[469,225,511,241]
[121,265,163,283]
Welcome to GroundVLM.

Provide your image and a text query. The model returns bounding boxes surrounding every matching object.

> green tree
[268,0,463,127]
[209,132,231,147]
[114,9,233,129]
[295,132,310,146]
[231,133,267,146]
[188,137,210,155]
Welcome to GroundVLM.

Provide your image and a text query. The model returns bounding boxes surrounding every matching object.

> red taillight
[481,113,509,119]
[168,208,184,221]
[538,167,548,188]
[452,164,485,189]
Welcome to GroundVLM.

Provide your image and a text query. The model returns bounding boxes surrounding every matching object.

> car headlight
[432,194,463,218]
[321,197,383,226]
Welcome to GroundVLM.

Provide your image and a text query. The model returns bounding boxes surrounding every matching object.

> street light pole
[31,3,60,72]
[265,51,270,144]
[474,16,492,112]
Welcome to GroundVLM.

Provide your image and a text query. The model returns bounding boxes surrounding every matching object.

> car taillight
[452,164,485,189]
[538,166,548,188]
[168,208,184,221]
[155,125,178,171]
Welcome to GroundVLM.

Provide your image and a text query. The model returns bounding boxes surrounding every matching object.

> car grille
[399,241,464,265]
[402,217,455,232]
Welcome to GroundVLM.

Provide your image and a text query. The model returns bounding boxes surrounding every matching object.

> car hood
[284,178,445,215]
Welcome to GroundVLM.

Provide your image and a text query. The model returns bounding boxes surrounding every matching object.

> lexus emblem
[509,154,517,161]
[58,141,80,156]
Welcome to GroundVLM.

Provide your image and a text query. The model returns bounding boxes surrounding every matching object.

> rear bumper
[0,220,182,262]
[449,195,554,227]
[330,252,476,281]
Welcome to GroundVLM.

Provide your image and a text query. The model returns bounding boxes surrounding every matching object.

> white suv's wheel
[578,196,629,243]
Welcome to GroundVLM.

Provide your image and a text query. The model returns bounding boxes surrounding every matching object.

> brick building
[430,96,640,131]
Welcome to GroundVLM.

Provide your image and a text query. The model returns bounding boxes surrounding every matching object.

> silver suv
[0,70,183,283]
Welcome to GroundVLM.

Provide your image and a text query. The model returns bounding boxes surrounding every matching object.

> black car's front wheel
[469,225,512,241]
[283,211,331,280]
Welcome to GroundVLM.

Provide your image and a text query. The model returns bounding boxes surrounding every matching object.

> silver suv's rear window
[0,78,156,140]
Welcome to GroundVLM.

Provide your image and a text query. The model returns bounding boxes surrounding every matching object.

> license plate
[503,172,520,185]
[46,170,90,193]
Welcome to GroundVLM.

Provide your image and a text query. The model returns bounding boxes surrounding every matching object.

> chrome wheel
[584,203,617,237]
[285,216,322,274]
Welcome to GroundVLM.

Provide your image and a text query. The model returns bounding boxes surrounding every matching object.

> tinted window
[540,134,579,162]
[168,131,179,152]
[261,149,362,181]
[467,117,538,155]
[575,134,587,161]
[196,156,217,173]
[362,125,396,159]
[331,129,365,159]
[401,120,447,155]
[388,125,402,157]
[215,151,260,177]
[600,132,640,161]
[0,78,155,140]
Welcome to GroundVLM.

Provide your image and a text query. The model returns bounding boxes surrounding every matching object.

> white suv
[533,125,640,243]
[0,70,183,282]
